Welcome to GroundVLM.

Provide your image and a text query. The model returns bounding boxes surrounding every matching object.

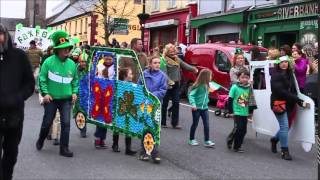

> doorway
[265,31,298,48]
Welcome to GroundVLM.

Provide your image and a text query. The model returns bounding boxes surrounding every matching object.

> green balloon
[73,37,80,44]
[47,27,52,32]
[35,25,41,30]
[16,23,23,30]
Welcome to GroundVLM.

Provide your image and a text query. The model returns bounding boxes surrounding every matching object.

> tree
[75,0,137,45]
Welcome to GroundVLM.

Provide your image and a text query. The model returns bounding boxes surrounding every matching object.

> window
[152,0,160,11]
[168,0,176,8]
[74,21,77,35]
[252,68,266,90]
[68,22,71,34]
[134,0,141,4]
[118,55,141,83]
[80,19,83,34]
[215,50,231,72]
[95,55,116,80]
[84,18,88,33]
[35,4,40,15]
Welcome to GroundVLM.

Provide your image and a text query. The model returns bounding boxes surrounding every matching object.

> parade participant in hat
[77,51,88,138]
[71,47,81,63]
[0,23,35,180]
[36,30,79,157]
[270,55,309,160]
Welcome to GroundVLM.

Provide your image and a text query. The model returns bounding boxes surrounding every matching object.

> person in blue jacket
[138,55,167,163]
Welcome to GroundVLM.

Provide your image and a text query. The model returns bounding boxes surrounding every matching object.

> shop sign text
[277,2,318,19]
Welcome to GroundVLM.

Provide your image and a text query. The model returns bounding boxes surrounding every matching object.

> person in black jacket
[270,55,308,161]
[0,24,35,180]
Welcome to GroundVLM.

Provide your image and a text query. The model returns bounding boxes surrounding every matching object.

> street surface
[13,95,316,179]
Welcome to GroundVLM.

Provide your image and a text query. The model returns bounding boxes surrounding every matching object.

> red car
[181,43,268,99]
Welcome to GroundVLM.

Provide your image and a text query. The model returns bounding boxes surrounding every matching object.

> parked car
[181,43,268,99]
[73,47,161,156]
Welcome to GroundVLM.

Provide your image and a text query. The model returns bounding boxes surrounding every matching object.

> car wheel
[75,112,86,130]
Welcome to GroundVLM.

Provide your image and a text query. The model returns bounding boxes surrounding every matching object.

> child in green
[188,69,215,147]
[227,68,255,152]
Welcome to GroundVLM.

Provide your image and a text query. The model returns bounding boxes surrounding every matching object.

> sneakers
[188,139,199,146]
[94,139,107,149]
[204,140,215,148]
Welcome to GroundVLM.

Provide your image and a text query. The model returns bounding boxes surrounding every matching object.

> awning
[145,19,179,29]
[191,7,249,28]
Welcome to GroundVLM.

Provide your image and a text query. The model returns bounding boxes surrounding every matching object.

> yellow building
[48,0,143,46]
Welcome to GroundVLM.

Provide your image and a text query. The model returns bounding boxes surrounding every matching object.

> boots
[36,128,48,150]
[112,134,120,152]
[270,137,279,153]
[60,146,73,157]
[125,137,137,156]
[281,147,292,160]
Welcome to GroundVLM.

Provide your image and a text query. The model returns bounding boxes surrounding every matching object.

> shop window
[152,0,160,11]
[253,68,266,90]
[134,0,141,4]
[215,50,231,73]
[95,55,116,80]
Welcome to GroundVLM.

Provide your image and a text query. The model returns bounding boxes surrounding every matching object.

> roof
[0,18,25,31]
[48,0,99,25]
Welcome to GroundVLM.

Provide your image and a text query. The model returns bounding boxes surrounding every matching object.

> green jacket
[188,85,209,110]
[39,54,79,99]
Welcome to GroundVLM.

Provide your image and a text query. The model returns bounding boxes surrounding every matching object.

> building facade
[143,0,197,52]
[48,0,142,46]
[192,0,276,44]
[247,0,318,56]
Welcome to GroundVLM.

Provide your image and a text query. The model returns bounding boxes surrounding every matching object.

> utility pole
[138,0,149,51]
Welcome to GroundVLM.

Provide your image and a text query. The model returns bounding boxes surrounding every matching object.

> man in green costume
[36,30,79,157]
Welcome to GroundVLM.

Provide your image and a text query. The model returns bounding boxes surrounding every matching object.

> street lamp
[137,0,150,51]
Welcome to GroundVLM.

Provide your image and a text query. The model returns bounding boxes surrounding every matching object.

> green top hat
[50,30,73,49]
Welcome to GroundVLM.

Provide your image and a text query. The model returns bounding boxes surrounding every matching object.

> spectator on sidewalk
[0,23,35,180]
[161,43,198,129]
[26,40,43,92]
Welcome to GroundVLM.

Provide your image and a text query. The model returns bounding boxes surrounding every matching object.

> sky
[0,0,65,18]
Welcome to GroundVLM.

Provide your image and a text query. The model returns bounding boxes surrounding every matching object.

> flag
[160,55,167,71]
[209,81,221,92]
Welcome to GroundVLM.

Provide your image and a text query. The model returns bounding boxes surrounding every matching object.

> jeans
[0,125,23,180]
[94,126,107,140]
[38,99,72,147]
[162,82,180,127]
[190,109,210,141]
[228,116,248,149]
[274,112,289,148]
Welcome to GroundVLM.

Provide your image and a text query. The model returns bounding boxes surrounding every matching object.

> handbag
[272,100,286,114]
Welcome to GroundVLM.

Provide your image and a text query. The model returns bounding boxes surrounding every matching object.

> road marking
[179,102,216,113]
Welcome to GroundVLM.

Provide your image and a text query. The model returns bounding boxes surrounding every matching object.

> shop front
[191,6,249,44]
[143,3,197,53]
[248,0,318,57]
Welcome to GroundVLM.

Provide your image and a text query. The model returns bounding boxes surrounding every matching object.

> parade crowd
[0,24,318,180]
